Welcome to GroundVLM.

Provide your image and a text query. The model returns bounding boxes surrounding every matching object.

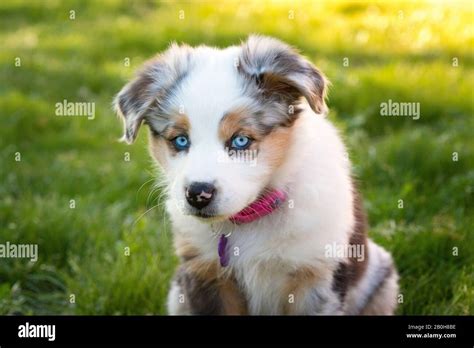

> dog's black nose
[185,182,216,210]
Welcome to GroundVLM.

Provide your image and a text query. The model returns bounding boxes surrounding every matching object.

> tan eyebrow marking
[162,113,191,139]
[219,107,263,143]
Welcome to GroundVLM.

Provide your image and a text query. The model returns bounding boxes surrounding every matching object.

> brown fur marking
[218,276,248,315]
[284,266,320,314]
[219,108,264,143]
[162,113,191,139]
[175,258,248,315]
[148,134,168,168]
[258,126,293,170]
[173,235,201,262]
[149,113,191,157]
[332,182,369,302]
[219,107,294,170]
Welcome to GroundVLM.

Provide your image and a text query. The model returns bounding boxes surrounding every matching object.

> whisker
[135,177,156,201]
[130,204,162,232]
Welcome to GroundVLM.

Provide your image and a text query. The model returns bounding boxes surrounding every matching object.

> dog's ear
[113,44,192,144]
[239,35,328,115]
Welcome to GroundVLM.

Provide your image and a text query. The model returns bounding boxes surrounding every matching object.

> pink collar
[229,189,287,225]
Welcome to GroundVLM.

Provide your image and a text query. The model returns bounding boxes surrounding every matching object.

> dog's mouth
[186,208,226,222]
[184,188,287,224]
[195,211,215,219]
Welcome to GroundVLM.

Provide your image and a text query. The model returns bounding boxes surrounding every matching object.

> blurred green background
[0,0,473,315]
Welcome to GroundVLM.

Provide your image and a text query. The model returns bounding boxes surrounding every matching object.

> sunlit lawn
[0,0,473,315]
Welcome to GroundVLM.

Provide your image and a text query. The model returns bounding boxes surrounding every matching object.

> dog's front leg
[167,261,247,315]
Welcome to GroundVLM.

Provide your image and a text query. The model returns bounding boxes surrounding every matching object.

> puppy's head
[114,35,327,221]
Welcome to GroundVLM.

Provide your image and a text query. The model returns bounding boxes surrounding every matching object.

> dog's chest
[233,261,290,315]
[170,206,340,314]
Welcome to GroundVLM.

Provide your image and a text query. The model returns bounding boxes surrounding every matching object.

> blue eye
[172,135,190,151]
[231,135,251,150]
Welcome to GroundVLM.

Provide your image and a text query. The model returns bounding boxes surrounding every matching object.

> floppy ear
[239,35,328,115]
[113,44,192,144]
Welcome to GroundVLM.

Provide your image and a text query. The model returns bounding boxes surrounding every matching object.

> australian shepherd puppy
[114,35,399,315]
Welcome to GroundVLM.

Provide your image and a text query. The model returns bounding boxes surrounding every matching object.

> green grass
[0,0,473,315]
